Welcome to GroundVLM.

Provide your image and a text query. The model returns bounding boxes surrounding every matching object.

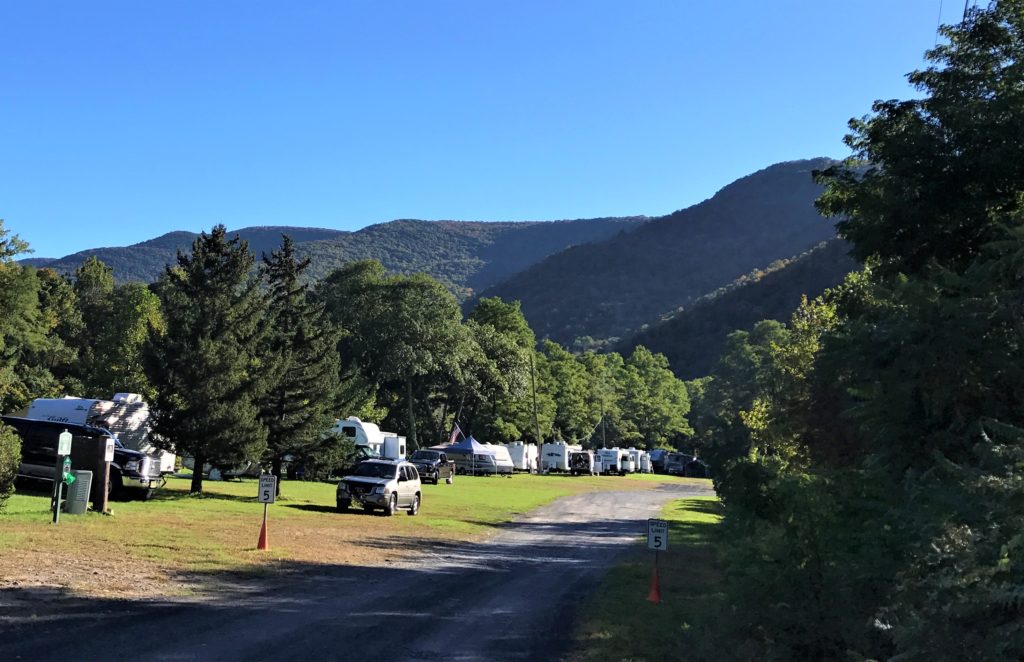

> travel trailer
[569,450,595,476]
[484,444,515,475]
[540,441,581,472]
[26,394,175,473]
[331,417,406,460]
[504,441,538,472]
[596,448,625,475]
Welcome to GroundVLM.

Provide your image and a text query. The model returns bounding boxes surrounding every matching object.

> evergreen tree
[144,225,269,494]
[258,236,341,492]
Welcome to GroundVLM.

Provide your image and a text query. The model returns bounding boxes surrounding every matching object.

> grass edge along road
[0,473,706,598]
[572,495,724,662]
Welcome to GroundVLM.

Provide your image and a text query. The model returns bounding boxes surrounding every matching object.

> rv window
[342,426,356,438]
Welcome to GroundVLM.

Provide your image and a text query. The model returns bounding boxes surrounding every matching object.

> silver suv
[336,459,422,516]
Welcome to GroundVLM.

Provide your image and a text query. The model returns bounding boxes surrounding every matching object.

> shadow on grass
[285,503,344,515]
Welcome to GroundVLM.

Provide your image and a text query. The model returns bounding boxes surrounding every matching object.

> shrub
[0,421,21,510]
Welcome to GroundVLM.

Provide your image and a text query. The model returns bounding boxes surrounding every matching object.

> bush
[0,421,21,510]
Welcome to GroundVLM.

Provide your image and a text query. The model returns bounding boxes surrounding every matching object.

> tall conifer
[144,225,268,494]
[258,236,340,492]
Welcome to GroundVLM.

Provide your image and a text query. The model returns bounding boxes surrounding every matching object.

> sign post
[52,430,73,524]
[646,518,668,603]
[257,474,277,551]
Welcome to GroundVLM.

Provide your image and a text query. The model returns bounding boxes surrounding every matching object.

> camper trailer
[638,451,653,474]
[569,450,595,476]
[540,441,579,472]
[331,417,406,460]
[504,441,538,472]
[624,448,649,474]
[484,444,515,475]
[597,448,625,475]
[26,394,175,473]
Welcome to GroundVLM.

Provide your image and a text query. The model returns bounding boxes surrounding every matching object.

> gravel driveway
[0,481,712,661]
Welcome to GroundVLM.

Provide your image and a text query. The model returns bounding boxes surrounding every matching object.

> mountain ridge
[472,158,838,345]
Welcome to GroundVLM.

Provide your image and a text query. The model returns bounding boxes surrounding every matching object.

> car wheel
[407,493,420,516]
[107,470,124,501]
[337,500,350,513]
[384,494,398,517]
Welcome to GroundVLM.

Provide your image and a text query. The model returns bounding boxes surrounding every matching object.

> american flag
[448,422,463,445]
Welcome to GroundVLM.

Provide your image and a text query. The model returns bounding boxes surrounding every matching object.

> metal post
[50,454,62,516]
[53,478,63,524]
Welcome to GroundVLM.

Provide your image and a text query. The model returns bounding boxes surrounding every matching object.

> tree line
[0,222,692,503]
[687,3,1024,658]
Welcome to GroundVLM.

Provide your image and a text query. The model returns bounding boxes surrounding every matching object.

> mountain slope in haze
[472,158,838,345]
[34,218,646,297]
[296,217,647,297]
[616,239,858,380]
[38,227,348,284]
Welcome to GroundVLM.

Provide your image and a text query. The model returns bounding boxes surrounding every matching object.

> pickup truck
[3,415,164,499]
[408,449,455,485]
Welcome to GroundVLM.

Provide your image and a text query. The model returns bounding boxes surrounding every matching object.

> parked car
[408,449,455,485]
[3,415,164,499]
[336,459,422,516]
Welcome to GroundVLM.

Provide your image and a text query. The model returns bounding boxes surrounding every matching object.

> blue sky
[1,1,964,258]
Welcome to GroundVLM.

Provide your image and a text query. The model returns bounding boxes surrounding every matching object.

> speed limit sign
[258,475,277,504]
[647,518,669,551]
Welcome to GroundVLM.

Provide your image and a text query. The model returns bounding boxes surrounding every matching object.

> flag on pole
[448,422,463,445]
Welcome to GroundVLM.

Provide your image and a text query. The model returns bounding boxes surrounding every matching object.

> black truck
[408,449,455,485]
[3,415,164,499]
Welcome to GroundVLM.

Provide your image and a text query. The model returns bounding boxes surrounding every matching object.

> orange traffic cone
[257,518,269,551]
[646,566,661,603]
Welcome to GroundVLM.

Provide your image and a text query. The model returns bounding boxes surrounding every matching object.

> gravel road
[0,481,712,661]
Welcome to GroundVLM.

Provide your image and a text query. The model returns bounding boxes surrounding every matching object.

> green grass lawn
[0,472,701,593]
[573,496,724,662]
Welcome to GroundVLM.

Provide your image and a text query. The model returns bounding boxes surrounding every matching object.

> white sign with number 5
[258,475,277,504]
[647,518,668,551]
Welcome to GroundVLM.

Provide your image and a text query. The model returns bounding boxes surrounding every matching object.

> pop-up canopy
[446,435,495,455]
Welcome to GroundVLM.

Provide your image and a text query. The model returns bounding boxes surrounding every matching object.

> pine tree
[258,236,341,493]
[144,225,269,494]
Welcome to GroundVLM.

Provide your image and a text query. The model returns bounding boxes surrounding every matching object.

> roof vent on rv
[113,393,145,404]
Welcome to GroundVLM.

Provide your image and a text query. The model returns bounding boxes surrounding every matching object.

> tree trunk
[272,457,283,496]
[406,373,418,451]
[191,452,205,494]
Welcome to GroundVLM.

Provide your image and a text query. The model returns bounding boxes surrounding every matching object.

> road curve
[0,481,712,661]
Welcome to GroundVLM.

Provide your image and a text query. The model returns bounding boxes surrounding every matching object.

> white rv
[484,444,515,475]
[620,448,648,474]
[569,450,595,476]
[331,417,407,460]
[638,451,653,474]
[26,393,175,473]
[504,441,538,472]
[596,448,625,475]
[540,441,580,472]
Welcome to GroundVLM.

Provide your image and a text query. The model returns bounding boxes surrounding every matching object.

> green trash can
[64,470,93,515]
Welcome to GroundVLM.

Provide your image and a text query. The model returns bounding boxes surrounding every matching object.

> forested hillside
[618,239,858,379]
[33,217,645,298]
[473,158,837,345]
